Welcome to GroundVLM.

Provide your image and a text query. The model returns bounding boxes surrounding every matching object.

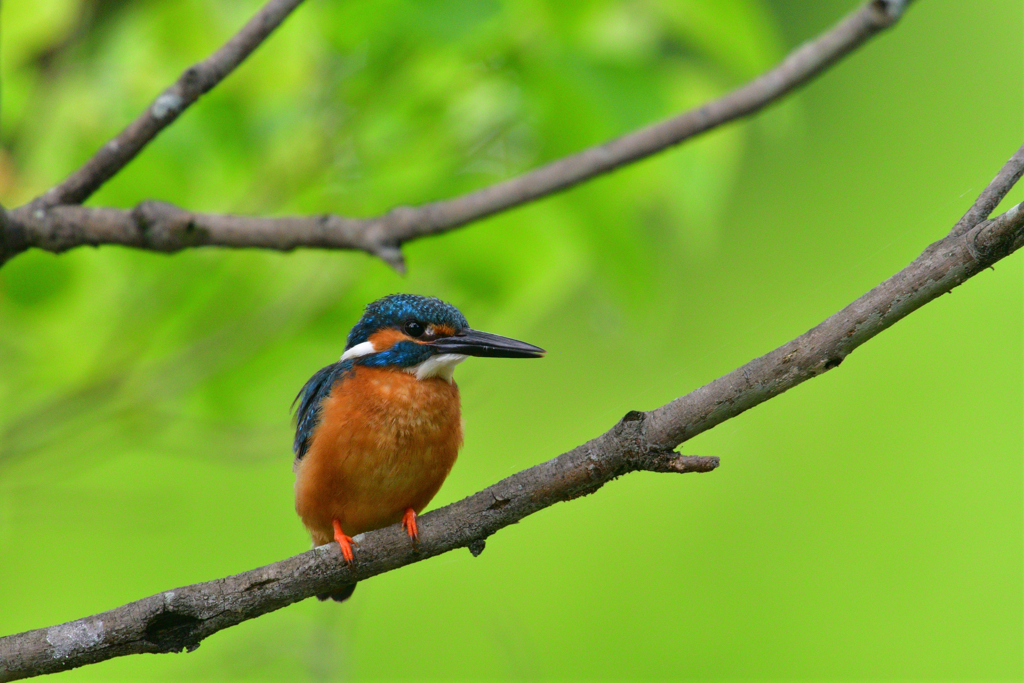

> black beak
[429,329,545,359]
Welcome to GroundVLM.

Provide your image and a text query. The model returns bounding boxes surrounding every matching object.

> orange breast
[294,365,463,545]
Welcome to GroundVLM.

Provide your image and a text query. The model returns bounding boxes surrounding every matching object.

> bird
[292,293,544,601]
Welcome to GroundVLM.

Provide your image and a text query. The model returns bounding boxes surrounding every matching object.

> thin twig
[34,0,305,209]
[948,143,1024,238]
[3,145,1024,680]
[1,0,911,269]
[360,0,910,246]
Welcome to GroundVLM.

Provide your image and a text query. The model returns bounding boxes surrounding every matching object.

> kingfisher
[292,293,544,601]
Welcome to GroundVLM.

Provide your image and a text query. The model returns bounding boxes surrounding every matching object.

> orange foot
[402,508,419,542]
[332,519,355,563]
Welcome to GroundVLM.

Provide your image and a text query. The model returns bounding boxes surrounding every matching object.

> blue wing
[293,360,354,461]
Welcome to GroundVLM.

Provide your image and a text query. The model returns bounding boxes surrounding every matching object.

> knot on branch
[132,201,210,251]
[614,409,648,453]
[615,410,720,474]
[969,205,1024,264]
[143,610,203,654]
[871,0,910,23]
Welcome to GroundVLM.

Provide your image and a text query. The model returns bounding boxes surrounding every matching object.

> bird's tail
[317,582,357,603]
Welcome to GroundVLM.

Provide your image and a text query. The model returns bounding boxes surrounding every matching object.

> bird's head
[341,294,544,381]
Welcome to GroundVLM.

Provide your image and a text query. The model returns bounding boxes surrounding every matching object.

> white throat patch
[405,353,467,382]
[340,341,377,361]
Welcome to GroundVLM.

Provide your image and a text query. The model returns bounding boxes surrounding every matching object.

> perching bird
[293,294,544,601]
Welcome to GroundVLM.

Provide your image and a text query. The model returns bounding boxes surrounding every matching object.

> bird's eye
[404,320,425,338]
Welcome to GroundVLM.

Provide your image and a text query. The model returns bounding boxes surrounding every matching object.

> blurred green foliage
[0,0,1021,680]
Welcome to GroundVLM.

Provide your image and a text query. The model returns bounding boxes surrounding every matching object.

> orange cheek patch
[432,325,456,337]
[368,328,412,351]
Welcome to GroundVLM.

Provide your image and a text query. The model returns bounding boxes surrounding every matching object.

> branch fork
[1,0,911,270]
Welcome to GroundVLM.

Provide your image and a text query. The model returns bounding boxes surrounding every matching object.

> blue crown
[345,294,468,349]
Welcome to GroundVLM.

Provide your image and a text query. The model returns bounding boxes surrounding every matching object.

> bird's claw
[402,508,419,542]
[332,519,355,563]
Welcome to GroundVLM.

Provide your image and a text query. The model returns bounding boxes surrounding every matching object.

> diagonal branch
[644,142,1024,448]
[3,137,1024,680]
[0,0,912,269]
[34,0,306,209]
[0,445,718,681]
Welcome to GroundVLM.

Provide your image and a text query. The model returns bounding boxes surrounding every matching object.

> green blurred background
[1,0,1021,680]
